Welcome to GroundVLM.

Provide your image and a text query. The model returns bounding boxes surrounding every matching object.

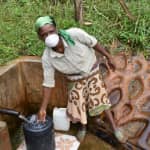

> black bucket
[23,115,55,150]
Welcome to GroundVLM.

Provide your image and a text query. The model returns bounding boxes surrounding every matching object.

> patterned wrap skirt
[66,65,111,125]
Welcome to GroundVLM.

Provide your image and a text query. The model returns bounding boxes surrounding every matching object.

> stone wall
[99,53,150,149]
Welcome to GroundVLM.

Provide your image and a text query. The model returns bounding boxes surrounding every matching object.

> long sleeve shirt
[42,28,97,88]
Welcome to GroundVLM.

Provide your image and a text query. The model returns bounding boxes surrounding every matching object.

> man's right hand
[37,87,51,122]
[37,109,46,122]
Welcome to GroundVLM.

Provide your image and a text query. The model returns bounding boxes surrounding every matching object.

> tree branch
[118,0,136,21]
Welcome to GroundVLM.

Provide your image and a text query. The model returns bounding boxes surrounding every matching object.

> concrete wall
[0,56,68,129]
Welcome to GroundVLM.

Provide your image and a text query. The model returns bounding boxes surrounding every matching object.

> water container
[23,115,55,150]
[53,107,70,131]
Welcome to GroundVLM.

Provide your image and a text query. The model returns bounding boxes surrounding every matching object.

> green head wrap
[35,16,75,46]
[35,16,55,32]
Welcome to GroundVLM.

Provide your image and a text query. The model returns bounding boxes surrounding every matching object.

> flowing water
[18,115,31,124]
[23,114,49,130]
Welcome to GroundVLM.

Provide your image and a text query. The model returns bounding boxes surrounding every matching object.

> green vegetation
[0,0,150,64]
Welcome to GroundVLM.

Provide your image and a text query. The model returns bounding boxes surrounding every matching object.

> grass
[0,0,150,64]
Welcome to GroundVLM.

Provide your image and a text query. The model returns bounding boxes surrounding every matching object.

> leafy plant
[0,0,149,64]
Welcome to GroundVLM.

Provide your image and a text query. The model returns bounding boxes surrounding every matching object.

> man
[35,16,123,142]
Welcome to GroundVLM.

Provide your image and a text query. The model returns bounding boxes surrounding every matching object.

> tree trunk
[73,0,83,24]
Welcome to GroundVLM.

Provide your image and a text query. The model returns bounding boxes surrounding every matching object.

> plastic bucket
[53,107,70,131]
[23,115,55,150]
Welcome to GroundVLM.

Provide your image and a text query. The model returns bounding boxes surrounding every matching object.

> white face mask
[45,34,59,48]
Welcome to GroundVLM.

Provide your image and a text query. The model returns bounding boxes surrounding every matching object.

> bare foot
[76,126,87,142]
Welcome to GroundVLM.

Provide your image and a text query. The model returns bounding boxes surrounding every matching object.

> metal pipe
[0,108,30,123]
[0,108,19,116]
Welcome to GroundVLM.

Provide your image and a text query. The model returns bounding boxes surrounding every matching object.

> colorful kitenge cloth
[66,66,111,125]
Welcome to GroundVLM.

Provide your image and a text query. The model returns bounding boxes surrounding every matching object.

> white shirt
[42,28,97,87]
